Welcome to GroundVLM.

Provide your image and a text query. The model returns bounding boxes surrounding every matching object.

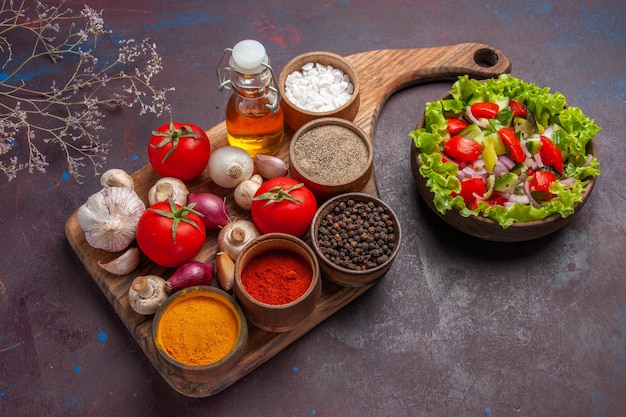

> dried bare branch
[0,0,174,182]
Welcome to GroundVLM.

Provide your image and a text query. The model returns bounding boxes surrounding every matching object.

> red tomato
[454,177,487,205]
[440,153,457,165]
[251,177,317,238]
[509,100,527,118]
[529,170,557,201]
[148,122,211,181]
[443,136,483,163]
[487,192,508,207]
[498,127,525,163]
[136,200,206,267]
[470,102,500,119]
[446,117,469,135]
[539,135,564,174]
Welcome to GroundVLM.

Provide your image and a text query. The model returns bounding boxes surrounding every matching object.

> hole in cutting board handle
[473,48,499,67]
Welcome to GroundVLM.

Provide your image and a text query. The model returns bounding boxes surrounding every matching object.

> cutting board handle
[346,43,512,136]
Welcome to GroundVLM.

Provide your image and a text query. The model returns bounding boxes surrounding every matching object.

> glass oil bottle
[217,39,284,157]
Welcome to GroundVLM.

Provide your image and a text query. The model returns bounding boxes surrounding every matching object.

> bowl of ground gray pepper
[310,192,401,287]
[290,117,373,202]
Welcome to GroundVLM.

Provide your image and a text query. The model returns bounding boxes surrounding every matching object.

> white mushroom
[100,168,135,189]
[147,177,189,207]
[77,187,146,252]
[128,275,168,315]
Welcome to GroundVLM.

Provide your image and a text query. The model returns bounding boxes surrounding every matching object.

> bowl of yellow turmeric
[152,286,248,384]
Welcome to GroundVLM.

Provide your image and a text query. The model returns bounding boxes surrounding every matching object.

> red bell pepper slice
[498,127,525,163]
[470,102,500,119]
[454,177,487,205]
[529,170,557,201]
[446,117,469,135]
[509,100,527,118]
[539,135,564,174]
[443,136,483,163]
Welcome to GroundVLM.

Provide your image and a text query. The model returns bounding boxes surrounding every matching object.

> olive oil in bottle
[218,40,284,157]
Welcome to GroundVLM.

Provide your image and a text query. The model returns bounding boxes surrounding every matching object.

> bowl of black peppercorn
[310,192,402,287]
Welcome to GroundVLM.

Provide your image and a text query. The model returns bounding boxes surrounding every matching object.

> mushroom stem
[231,227,246,245]
[132,276,156,299]
[155,182,174,203]
[128,275,168,315]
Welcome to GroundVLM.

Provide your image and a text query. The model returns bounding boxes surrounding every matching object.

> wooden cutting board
[65,43,511,397]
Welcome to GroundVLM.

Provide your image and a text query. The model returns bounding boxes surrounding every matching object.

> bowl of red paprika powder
[234,233,322,332]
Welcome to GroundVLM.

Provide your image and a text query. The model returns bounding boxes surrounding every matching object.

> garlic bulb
[77,187,146,252]
[148,177,189,206]
[100,168,135,189]
[98,247,140,275]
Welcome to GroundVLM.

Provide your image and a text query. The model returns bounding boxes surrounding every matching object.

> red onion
[165,261,215,293]
[493,160,507,177]
[522,179,540,208]
[466,105,488,128]
[508,193,530,205]
[472,159,485,170]
[187,192,230,230]
[461,166,476,178]
[498,155,516,170]
[525,156,538,170]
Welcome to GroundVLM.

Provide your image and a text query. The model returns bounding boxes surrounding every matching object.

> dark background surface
[1,1,624,416]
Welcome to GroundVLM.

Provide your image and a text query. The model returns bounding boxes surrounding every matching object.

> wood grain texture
[64,43,511,397]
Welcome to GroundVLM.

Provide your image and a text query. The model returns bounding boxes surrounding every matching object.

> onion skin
[165,261,215,293]
[208,146,254,188]
[187,193,230,230]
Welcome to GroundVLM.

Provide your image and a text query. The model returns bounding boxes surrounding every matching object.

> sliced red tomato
[453,177,487,205]
[148,121,211,181]
[446,117,469,135]
[509,100,527,118]
[136,200,206,267]
[440,153,456,165]
[529,170,557,201]
[539,135,564,174]
[470,102,500,119]
[487,192,508,207]
[251,177,317,238]
[443,136,483,163]
[498,127,525,163]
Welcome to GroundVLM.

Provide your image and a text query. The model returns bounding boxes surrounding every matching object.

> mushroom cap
[128,275,168,315]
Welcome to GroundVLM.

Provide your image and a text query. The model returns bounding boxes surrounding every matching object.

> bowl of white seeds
[279,51,360,131]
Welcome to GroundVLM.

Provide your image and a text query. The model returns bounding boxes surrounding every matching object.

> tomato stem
[150,121,203,163]
[148,198,204,243]
[253,183,304,206]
